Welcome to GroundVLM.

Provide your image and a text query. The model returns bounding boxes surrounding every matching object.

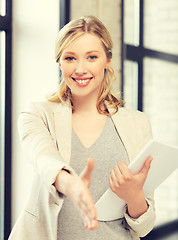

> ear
[105,59,111,69]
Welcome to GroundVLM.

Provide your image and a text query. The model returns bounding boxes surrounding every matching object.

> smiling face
[59,33,111,99]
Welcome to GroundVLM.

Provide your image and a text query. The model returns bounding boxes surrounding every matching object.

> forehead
[63,33,105,53]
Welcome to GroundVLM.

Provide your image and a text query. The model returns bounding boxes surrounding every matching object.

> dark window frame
[59,0,70,29]
[121,0,178,111]
[121,0,178,238]
[0,0,12,239]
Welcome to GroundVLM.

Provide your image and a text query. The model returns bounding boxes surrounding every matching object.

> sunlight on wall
[12,0,59,227]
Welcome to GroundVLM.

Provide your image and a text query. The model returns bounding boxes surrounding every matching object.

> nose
[75,60,87,75]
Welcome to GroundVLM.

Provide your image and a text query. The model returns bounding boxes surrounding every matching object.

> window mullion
[137,0,144,111]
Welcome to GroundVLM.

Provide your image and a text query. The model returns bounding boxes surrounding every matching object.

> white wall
[12,0,59,227]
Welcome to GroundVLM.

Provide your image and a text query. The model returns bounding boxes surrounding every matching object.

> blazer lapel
[53,103,138,165]
[111,108,138,162]
[54,103,72,164]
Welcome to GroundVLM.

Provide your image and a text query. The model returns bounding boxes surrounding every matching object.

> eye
[88,55,97,61]
[65,56,75,61]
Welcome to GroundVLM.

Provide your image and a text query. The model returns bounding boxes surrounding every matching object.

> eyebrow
[63,52,75,55]
[86,51,100,54]
[63,51,100,55]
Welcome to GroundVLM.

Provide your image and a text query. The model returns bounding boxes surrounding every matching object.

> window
[60,0,70,29]
[0,0,6,16]
[121,0,178,228]
[0,0,12,239]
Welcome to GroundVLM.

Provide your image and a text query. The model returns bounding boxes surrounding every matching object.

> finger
[109,169,122,191]
[80,158,94,186]
[89,219,98,230]
[81,192,97,220]
[81,211,90,229]
[79,200,98,230]
[109,176,115,191]
[80,199,95,221]
[84,219,98,230]
[110,169,118,183]
[118,161,131,178]
[86,158,94,173]
[77,201,92,228]
[140,156,153,177]
[80,158,94,178]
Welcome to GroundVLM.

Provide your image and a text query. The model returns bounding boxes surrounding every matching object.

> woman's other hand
[109,157,153,218]
[55,158,98,230]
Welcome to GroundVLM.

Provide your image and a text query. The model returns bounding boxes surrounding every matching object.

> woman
[9,16,155,240]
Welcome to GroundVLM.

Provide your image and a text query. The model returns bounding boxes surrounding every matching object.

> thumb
[140,156,153,178]
[80,158,94,187]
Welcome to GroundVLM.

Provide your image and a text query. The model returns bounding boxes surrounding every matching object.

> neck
[72,94,99,115]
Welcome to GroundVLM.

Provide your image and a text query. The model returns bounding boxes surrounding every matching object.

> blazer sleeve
[18,102,76,196]
[123,111,156,238]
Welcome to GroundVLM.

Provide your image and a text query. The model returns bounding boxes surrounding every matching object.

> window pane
[0,31,5,240]
[124,0,140,46]
[123,60,138,109]
[143,57,178,225]
[144,0,178,55]
[0,0,6,16]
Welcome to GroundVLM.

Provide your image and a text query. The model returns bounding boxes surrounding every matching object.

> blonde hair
[48,15,123,115]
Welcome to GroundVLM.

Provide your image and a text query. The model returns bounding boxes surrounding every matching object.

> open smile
[72,77,93,87]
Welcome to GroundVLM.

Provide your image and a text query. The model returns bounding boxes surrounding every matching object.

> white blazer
[9,101,156,240]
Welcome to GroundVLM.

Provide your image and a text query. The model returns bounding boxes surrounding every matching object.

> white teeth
[76,79,90,84]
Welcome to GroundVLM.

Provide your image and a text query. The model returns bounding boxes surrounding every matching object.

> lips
[72,77,93,87]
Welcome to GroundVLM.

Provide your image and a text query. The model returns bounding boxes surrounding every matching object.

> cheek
[92,63,106,77]
[60,64,73,78]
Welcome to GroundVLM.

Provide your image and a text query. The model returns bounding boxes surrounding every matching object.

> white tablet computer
[95,139,178,221]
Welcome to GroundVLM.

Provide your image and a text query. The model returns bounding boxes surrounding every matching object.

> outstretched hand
[74,158,98,230]
[55,158,98,230]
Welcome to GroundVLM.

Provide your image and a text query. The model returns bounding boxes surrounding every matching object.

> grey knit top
[58,117,132,239]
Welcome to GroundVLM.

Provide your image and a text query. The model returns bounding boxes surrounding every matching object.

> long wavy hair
[48,15,123,115]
